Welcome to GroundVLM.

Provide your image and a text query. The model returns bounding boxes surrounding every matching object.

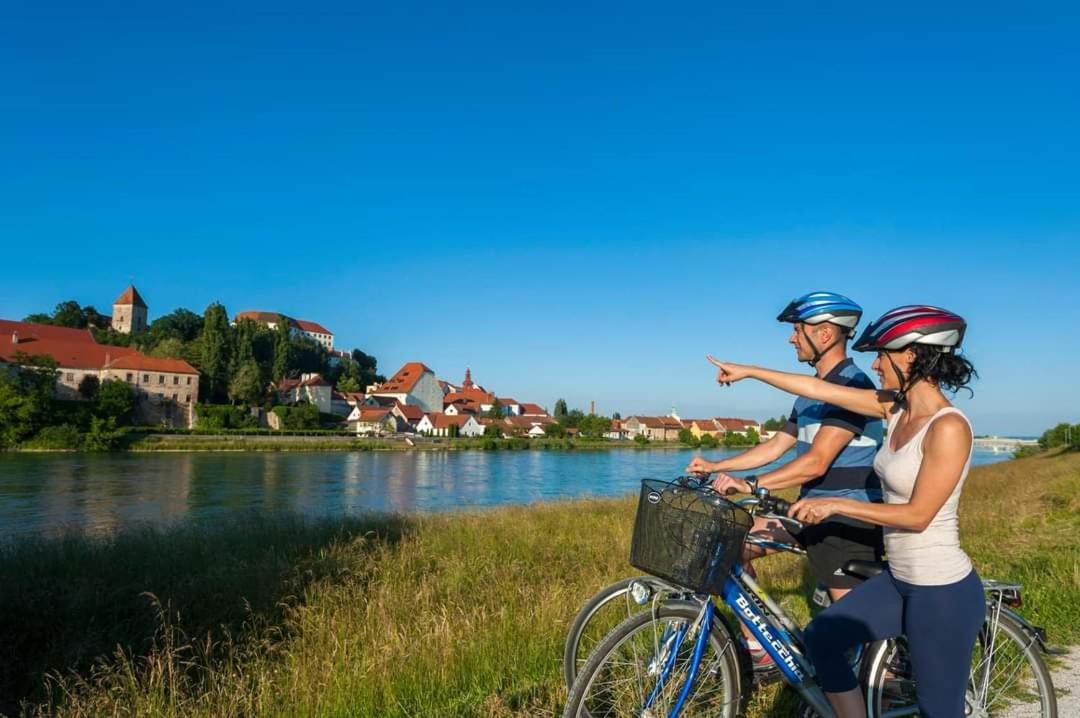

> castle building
[112,285,148,334]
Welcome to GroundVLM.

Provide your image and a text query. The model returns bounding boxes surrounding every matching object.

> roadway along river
[0,447,1013,538]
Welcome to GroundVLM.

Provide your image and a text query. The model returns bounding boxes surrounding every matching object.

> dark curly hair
[909,344,978,396]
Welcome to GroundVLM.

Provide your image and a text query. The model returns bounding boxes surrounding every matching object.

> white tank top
[873,407,973,586]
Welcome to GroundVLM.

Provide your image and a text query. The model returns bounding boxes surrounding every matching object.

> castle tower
[112,285,148,334]
[462,368,474,389]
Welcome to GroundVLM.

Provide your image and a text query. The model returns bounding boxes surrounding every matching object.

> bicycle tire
[860,611,1057,717]
[564,600,746,718]
[563,575,690,688]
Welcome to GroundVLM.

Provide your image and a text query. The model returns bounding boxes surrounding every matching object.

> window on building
[173,376,179,385]
[66,372,74,381]
[185,394,191,403]
[126,372,133,382]
[186,377,192,385]
[158,375,165,384]
[143,374,149,383]
[172,393,178,401]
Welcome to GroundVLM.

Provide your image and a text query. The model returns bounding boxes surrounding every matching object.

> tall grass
[4,451,1078,717]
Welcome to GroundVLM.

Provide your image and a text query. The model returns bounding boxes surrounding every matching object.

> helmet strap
[889,349,942,403]
[800,323,847,368]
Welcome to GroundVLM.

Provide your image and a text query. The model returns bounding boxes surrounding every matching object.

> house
[622,415,684,442]
[415,413,484,437]
[391,402,425,430]
[519,402,548,417]
[496,398,523,416]
[714,417,762,437]
[111,284,148,334]
[442,368,496,411]
[688,419,724,439]
[0,318,200,427]
[444,399,481,416]
[330,391,368,416]
[346,406,400,436]
[277,373,332,413]
[604,419,630,440]
[233,311,334,350]
[366,362,443,413]
[503,415,555,437]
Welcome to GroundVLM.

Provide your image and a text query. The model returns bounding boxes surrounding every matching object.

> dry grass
[6,451,1078,717]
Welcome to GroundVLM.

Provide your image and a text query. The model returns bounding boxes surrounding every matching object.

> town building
[346,406,401,436]
[687,419,725,439]
[714,417,762,437]
[1,318,199,427]
[415,413,484,437]
[277,373,332,413]
[622,415,684,442]
[233,311,335,350]
[366,362,443,413]
[112,285,148,334]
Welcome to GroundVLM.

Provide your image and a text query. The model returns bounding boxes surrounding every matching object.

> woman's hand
[711,472,751,495]
[685,456,714,476]
[706,356,756,386]
[789,497,844,525]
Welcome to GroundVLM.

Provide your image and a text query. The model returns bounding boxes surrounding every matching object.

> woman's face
[871,349,914,390]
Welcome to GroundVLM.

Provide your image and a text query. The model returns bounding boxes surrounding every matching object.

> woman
[708,305,983,718]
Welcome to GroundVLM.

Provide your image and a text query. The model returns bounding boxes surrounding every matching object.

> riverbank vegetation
[3,450,1077,716]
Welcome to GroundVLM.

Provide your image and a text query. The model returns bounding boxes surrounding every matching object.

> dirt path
[1001,646,1078,717]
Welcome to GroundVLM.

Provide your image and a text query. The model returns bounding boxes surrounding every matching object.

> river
[0,447,1013,538]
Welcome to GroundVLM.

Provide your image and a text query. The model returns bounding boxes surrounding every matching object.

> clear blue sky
[2,2,1077,436]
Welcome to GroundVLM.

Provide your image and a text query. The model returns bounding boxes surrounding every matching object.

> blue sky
[2,2,1077,435]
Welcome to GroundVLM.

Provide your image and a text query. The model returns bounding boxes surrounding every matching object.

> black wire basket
[629,478,754,594]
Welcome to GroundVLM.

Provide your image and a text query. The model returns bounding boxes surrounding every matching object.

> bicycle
[563,477,1059,718]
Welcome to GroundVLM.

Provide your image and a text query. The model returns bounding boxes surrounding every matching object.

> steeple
[112,284,149,334]
[462,368,474,389]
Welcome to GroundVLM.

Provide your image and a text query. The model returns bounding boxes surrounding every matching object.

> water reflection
[0,447,1012,538]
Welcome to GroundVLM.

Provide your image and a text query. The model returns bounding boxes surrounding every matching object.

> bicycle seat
[842,560,888,580]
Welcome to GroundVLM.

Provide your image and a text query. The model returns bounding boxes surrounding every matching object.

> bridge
[973,436,1039,453]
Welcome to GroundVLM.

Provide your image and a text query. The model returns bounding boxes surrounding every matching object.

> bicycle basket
[629,478,753,594]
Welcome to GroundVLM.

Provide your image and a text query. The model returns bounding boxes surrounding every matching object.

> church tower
[112,285,148,334]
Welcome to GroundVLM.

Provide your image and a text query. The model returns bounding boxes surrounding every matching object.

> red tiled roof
[714,417,758,431]
[497,397,519,406]
[631,416,684,429]
[519,402,548,415]
[444,387,494,405]
[292,319,332,335]
[235,310,284,324]
[374,362,434,394]
[393,402,425,421]
[354,407,394,421]
[504,415,555,428]
[0,319,165,371]
[106,354,198,374]
[114,285,147,308]
[427,413,474,429]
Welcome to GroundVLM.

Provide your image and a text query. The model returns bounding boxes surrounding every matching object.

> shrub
[271,403,320,430]
[21,424,84,450]
[197,404,259,430]
[633,433,650,445]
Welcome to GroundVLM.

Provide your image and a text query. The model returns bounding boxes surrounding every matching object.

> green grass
[3,451,1077,717]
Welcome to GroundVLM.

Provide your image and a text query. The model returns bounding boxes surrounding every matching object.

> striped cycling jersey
[781,358,884,511]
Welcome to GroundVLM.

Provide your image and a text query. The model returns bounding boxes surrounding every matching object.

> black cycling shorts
[794,520,884,589]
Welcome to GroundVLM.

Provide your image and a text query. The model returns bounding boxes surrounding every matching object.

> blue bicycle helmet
[777,291,863,330]
[777,291,863,366]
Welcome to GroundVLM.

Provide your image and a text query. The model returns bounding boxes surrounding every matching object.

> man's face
[788,322,831,361]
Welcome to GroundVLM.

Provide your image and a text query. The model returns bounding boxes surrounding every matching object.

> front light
[629,580,652,606]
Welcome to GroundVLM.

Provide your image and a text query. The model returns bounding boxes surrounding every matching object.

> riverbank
[16,432,692,453]
[3,450,1076,717]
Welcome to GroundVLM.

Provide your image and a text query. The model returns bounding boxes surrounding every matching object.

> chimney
[11,331,17,345]
[590,400,595,415]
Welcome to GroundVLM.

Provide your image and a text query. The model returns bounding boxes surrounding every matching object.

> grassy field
[2,450,1077,717]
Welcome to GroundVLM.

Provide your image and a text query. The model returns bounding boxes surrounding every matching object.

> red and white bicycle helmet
[853,305,966,353]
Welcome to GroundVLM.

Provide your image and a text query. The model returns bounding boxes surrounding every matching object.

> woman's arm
[791,414,972,530]
[707,356,892,420]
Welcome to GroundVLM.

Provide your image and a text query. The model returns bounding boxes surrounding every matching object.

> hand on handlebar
[711,472,752,496]
[684,457,714,476]
[788,497,840,525]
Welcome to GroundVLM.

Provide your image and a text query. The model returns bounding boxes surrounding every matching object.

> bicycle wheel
[860,612,1057,717]
[563,600,745,718]
[563,575,690,687]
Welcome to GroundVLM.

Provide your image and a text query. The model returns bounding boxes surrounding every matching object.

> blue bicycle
[562,478,1059,718]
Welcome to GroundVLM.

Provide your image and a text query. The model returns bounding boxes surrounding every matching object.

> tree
[678,428,697,445]
[0,357,57,448]
[762,415,789,431]
[337,375,361,393]
[52,300,89,328]
[149,337,186,359]
[633,433,650,445]
[487,400,504,419]
[78,375,101,400]
[199,303,232,403]
[554,399,568,418]
[746,427,760,445]
[544,422,567,438]
[483,423,504,438]
[96,380,135,425]
[22,313,53,325]
[448,423,460,438]
[272,315,292,382]
[147,308,204,343]
[612,411,621,420]
[699,433,719,449]
[228,360,264,406]
[577,414,613,439]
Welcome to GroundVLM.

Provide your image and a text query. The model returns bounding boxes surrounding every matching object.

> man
[686,291,884,669]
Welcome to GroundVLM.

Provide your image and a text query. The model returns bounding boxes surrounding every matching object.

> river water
[0,448,1013,538]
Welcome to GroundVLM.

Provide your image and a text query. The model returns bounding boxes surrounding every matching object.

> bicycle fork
[643,601,715,718]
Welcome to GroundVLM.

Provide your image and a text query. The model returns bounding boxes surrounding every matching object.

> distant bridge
[973,437,1039,453]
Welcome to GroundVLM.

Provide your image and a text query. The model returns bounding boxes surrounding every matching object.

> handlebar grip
[768,497,791,515]
[724,486,738,496]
